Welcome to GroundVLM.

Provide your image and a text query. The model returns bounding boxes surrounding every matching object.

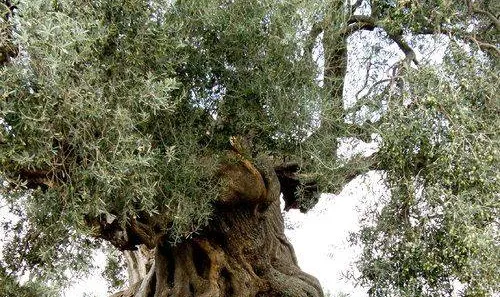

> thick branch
[338,153,381,187]
[275,152,383,212]
[320,153,383,196]
[340,15,377,36]
[349,0,364,15]
[386,32,419,65]
[305,21,324,57]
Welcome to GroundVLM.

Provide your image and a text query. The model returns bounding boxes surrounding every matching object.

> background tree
[0,0,498,297]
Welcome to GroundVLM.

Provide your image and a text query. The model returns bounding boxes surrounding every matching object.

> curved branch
[386,32,419,66]
[305,20,324,57]
[340,15,419,65]
[349,0,364,15]
[470,3,500,31]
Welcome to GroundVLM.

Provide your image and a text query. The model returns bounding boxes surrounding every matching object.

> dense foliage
[0,0,498,296]
[1,0,324,293]
[352,50,499,296]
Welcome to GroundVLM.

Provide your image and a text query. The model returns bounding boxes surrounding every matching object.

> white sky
[285,171,384,297]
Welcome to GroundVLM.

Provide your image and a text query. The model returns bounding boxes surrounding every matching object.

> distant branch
[344,8,497,60]
[305,20,324,57]
[386,32,419,66]
[466,35,500,56]
[342,15,419,65]
[350,0,364,15]
[466,0,500,31]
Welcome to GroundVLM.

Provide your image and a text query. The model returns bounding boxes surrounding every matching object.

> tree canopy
[0,0,498,296]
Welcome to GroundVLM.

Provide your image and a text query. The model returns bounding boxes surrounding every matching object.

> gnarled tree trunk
[111,152,324,297]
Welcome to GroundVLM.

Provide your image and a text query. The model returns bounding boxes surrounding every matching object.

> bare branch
[305,20,324,57]
[364,76,404,99]
[350,0,364,15]
[329,153,382,195]
[355,59,373,100]
[386,32,419,66]
[466,0,500,31]
[341,14,420,65]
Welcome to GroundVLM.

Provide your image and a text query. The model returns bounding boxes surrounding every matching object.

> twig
[468,35,500,56]
[386,32,419,66]
[355,59,373,100]
[350,0,364,15]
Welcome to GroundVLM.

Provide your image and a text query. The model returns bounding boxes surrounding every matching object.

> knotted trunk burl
[112,152,324,297]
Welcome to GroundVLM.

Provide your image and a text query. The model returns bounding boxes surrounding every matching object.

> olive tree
[0,0,498,296]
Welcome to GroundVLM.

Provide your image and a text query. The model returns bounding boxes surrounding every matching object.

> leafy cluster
[0,0,498,295]
[353,47,499,296]
[0,0,322,289]
[101,247,126,293]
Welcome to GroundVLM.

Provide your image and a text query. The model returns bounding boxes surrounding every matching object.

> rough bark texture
[111,151,324,297]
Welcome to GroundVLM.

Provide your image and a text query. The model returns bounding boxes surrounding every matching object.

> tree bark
[110,152,324,297]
